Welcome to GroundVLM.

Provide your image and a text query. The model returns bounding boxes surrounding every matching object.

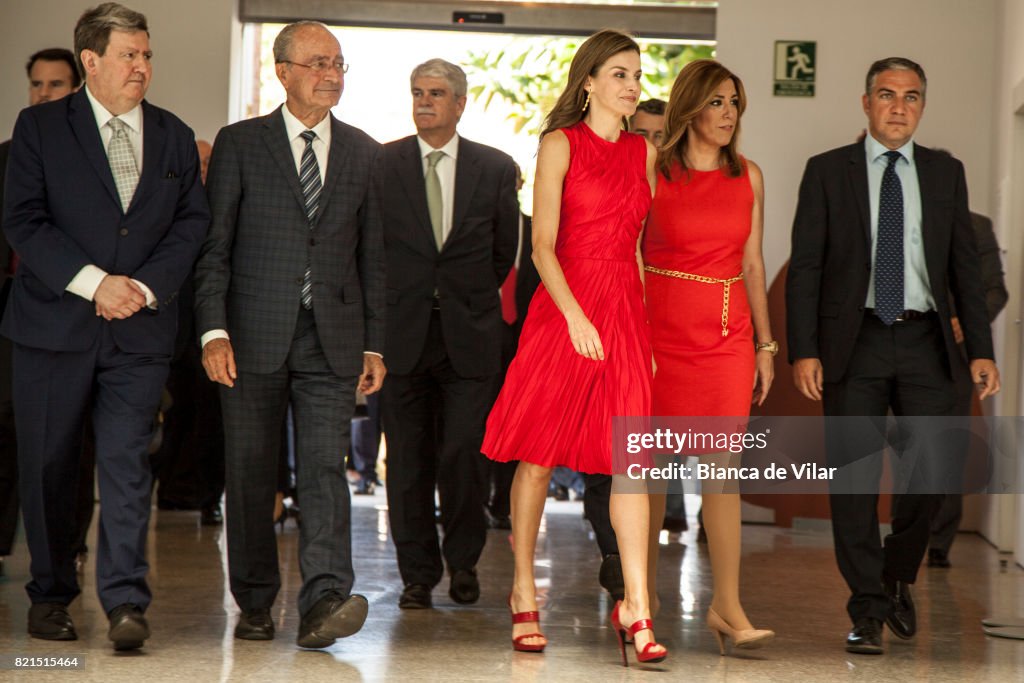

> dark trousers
[13,328,168,613]
[349,392,381,482]
[486,323,518,519]
[382,310,494,588]
[583,474,619,557]
[0,335,16,556]
[929,355,974,553]
[824,314,955,623]
[221,307,357,617]
[151,343,225,509]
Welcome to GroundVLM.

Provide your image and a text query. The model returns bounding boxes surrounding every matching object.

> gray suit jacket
[194,106,385,376]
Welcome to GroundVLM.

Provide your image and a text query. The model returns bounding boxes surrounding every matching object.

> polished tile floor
[1,493,1023,682]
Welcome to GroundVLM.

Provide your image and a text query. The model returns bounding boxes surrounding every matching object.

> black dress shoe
[884,579,916,639]
[201,504,223,525]
[927,548,952,568]
[28,603,77,641]
[235,608,274,640]
[107,603,149,651]
[399,583,433,609]
[296,593,368,648]
[846,617,884,654]
[598,554,625,602]
[353,479,375,495]
[662,515,688,533]
[449,569,480,605]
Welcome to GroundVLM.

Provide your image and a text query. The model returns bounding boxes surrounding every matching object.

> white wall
[0,0,235,143]
[986,0,1024,562]
[716,0,997,281]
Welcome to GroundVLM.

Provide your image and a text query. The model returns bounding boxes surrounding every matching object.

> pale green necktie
[425,150,445,251]
[107,117,139,212]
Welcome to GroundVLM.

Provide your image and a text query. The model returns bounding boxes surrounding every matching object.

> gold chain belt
[644,266,744,337]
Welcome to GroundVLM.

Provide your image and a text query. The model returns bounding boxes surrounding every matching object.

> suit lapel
[129,100,163,214]
[447,137,480,250]
[914,145,940,279]
[396,136,435,245]
[67,89,120,209]
[847,144,871,246]
[314,116,351,226]
[261,106,307,215]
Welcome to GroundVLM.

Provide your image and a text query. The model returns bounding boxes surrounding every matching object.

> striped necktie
[299,129,321,310]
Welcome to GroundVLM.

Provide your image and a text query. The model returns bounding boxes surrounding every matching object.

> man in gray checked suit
[193,21,385,649]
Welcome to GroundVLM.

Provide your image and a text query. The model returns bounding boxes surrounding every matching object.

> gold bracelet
[644,266,744,336]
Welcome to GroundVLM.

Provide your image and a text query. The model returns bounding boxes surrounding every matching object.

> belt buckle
[894,312,906,322]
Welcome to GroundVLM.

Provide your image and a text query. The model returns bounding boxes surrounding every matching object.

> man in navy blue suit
[2,2,208,650]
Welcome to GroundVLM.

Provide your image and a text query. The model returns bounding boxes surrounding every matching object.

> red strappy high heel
[509,596,546,653]
[610,600,667,666]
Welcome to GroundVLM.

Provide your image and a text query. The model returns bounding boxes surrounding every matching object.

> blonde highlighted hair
[658,59,747,180]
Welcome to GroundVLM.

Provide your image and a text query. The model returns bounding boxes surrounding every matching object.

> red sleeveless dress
[643,162,755,418]
[482,122,652,474]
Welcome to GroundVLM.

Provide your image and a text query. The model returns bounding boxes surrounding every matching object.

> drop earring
[582,90,591,112]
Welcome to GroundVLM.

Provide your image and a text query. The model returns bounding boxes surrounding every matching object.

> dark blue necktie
[299,130,321,310]
[874,150,904,325]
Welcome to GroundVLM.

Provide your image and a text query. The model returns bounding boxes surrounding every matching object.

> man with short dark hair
[786,56,999,655]
[0,46,83,580]
[380,58,517,610]
[630,98,666,146]
[195,20,385,649]
[3,2,208,650]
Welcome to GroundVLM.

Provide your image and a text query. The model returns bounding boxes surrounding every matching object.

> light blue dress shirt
[864,134,935,312]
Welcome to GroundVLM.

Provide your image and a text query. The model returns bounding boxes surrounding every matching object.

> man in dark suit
[380,58,517,609]
[2,3,209,650]
[0,47,83,578]
[786,57,1000,655]
[194,20,385,648]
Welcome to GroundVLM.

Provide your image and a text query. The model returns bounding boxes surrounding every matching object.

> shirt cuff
[201,329,230,347]
[364,351,383,359]
[130,279,157,309]
[66,265,108,301]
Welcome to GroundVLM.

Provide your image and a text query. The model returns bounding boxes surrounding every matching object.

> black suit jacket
[0,140,12,308]
[1,90,209,355]
[194,106,385,377]
[380,135,518,377]
[786,142,993,384]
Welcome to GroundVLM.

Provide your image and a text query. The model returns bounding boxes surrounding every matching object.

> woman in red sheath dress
[482,29,665,664]
[643,60,775,654]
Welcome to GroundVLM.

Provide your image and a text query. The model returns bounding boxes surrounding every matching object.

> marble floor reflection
[1,493,1023,682]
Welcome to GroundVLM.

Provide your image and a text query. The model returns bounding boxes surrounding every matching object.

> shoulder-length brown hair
[540,29,640,139]
[657,59,747,180]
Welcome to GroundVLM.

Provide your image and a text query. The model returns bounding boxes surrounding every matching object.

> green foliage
[466,38,715,138]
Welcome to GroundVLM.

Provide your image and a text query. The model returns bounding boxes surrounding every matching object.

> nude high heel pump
[707,607,774,655]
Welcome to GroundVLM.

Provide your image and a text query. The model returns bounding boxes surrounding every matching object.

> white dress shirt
[417,133,459,245]
[281,102,330,184]
[66,85,155,307]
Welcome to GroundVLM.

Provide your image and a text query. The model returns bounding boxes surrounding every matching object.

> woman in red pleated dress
[482,29,666,665]
[643,59,775,654]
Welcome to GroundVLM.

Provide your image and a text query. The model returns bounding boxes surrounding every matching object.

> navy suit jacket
[1,88,209,355]
[786,142,993,385]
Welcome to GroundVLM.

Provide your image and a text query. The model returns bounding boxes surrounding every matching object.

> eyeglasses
[279,59,349,74]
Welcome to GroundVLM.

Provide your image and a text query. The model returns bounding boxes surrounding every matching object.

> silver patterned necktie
[425,150,445,251]
[107,117,139,212]
[299,129,321,310]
